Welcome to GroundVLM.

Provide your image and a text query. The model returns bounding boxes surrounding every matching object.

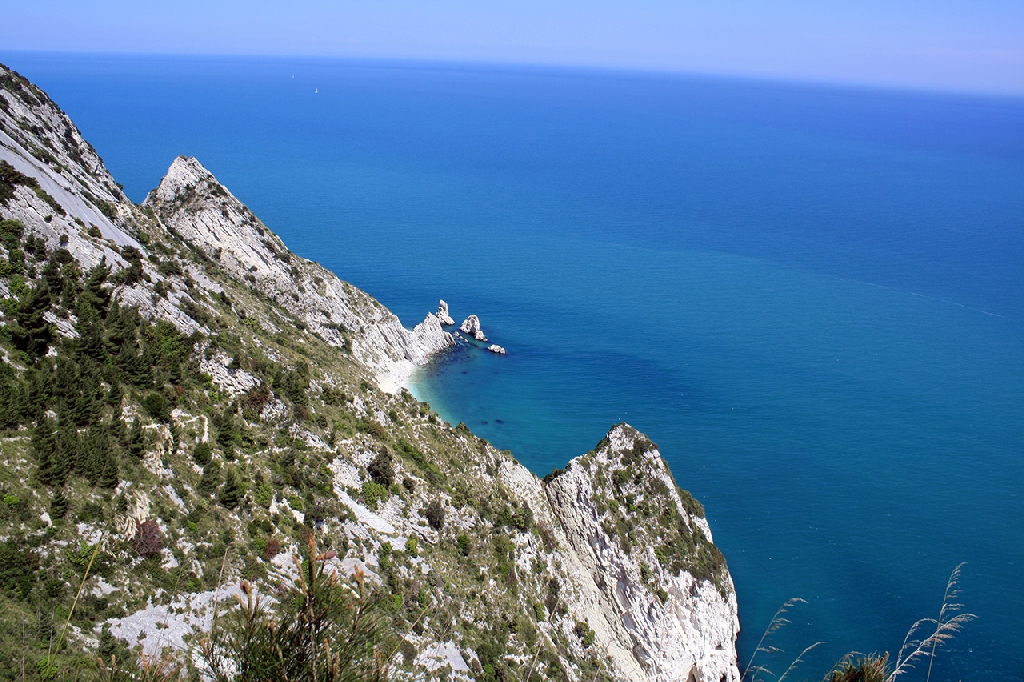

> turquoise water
[4,53,1022,679]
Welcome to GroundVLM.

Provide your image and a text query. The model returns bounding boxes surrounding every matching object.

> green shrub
[192,442,212,466]
[361,481,389,511]
[141,391,171,422]
[423,499,445,531]
[574,621,595,648]
[253,481,274,508]
[825,655,888,682]
[33,187,65,216]
[367,449,394,488]
[456,533,472,557]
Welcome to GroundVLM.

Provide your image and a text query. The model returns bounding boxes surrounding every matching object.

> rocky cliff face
[0,63,738,681]
[544,426,739,682]
[143,156,454,392]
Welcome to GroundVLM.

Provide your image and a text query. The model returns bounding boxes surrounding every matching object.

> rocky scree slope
[0,63,738,681]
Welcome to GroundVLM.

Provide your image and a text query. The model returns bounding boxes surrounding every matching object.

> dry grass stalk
[740,597,807,682]
[777,640,824,682]
[887,562,975,681]
[96,650,182,681]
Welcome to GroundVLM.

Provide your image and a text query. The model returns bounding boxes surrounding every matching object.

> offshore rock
[437,299,455,326]
[487,344,506,354]
[459,314,486,341]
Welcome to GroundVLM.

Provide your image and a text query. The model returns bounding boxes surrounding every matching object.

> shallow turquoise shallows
[6,52,1022,679]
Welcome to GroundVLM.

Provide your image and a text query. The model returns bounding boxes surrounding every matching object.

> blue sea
[5,52,1022,679]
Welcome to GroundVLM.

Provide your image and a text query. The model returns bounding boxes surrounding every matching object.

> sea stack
[460,314,487,341]
[487,344,506,354]
[437,299,455,326]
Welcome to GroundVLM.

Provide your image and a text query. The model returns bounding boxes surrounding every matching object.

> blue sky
[4,1,1023,95]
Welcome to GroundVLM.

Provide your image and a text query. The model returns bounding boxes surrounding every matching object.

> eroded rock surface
[143,156,454,390]
[437,299,455,326]
[460,314,486,341]
[545,425,740,682]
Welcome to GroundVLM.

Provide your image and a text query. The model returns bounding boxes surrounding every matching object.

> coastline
[376,357,419,395]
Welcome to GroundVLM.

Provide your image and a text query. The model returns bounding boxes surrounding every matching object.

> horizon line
[3,48,1023,102]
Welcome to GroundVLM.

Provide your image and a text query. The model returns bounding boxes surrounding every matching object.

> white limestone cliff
[0,66,206,338]
[543,425,740,682]
[437,299,455,326]
[460,314,486,341]
[142,156,454,391]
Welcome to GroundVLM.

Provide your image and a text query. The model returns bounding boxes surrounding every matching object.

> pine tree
[118,338,150,388]
[71,365,103,426]
[10,281,53,358]
[83,425,117,488]
[21,364,52,420]
[216,408,237,450]
[198,462,222,498]
[74,303,106,363]
[97,451,119,489]
[219,467,243,509]
[79,259,111,313]
[57,424,82,478]
[0,363,22,429]
[53,356,79,422]
[33,416,64,486]
[50,487,68,519]
[125,418,146,459]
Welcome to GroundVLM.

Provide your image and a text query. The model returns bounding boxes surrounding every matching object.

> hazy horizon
[3,1,1022,97]
[4,49,1024,105]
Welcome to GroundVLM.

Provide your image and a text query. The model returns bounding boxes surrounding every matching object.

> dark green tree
[10,281,52,358]
[219,467,243,510]
[198,462,222,498]
[367,450,394,488]
[125,418,146,459]
[192,441,213,466]
[50,487,68,519]
[32,416,65,486]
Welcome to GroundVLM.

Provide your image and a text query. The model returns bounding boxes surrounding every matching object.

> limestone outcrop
[487,344,506,354]
[143,156,454,390]
[437,299,455,326]
[460,314,486,341]
[544,425,740,681]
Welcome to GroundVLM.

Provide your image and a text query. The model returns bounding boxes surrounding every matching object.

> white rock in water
[459,315,486,341]
[487,345,506,355]
[437,300,455,326]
